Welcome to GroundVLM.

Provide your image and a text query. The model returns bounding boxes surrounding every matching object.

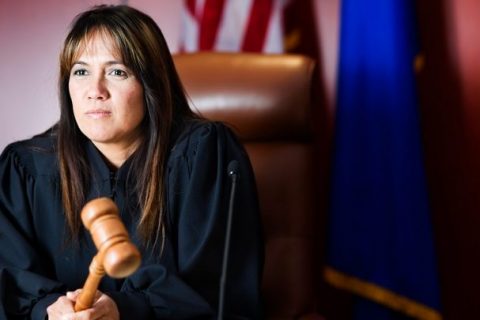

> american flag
[180,0,289,53]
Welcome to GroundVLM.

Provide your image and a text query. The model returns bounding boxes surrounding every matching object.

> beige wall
[0,0,339,151]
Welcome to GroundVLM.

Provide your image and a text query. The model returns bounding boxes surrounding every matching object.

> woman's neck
[91,138,142,169]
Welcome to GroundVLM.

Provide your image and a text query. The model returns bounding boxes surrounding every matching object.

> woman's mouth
[86,109,111,119]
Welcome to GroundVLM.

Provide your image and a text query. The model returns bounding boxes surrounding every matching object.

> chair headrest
[173,52,316,141]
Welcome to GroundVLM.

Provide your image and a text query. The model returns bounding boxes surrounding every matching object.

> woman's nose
[87,76,109,100]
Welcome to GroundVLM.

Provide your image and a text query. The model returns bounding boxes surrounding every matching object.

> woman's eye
[72,69,87,76]
[110,69,127,77]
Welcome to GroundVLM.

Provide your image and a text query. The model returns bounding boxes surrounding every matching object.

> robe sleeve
[0,144,65,320]
[107,122,264,319]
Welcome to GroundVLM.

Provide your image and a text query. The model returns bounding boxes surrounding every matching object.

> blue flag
[324,0,442,319]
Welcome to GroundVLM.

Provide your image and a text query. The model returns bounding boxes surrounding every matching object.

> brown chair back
[173,52,321,319]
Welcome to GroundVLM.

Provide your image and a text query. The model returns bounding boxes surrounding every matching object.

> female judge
[0,5,263,319]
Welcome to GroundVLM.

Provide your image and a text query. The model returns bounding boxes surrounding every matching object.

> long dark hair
[58,5,196,251]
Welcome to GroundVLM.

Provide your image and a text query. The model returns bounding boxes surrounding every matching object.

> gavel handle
[74,254,106,312]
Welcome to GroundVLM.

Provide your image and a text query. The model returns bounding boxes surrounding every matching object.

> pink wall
[0,0,339,152]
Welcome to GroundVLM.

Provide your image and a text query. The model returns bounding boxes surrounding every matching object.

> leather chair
[173,52,322,319]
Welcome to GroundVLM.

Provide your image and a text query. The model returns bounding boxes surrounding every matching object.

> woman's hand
[46,290,120,320]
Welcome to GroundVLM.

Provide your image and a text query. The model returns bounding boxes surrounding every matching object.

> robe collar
[85,140,134,182]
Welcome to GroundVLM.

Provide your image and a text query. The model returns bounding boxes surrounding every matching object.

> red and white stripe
[180,0,289,53]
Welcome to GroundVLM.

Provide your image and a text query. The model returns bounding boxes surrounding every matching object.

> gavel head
[81,197,141,278]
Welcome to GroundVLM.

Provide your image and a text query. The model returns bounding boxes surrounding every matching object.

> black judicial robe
[0,121,263,320]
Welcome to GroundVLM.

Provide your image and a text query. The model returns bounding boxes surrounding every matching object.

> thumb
[66,289,82,301]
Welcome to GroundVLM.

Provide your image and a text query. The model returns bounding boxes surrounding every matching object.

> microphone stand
[218,160,239,320]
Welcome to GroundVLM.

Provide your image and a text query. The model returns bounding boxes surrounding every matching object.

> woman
[0,5,263,320]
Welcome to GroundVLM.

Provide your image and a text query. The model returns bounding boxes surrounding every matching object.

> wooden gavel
[74,197,141,312]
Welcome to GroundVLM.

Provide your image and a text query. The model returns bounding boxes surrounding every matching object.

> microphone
[218,160,239,320]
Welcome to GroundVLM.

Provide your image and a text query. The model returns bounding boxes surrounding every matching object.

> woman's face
[69,32,145,154]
